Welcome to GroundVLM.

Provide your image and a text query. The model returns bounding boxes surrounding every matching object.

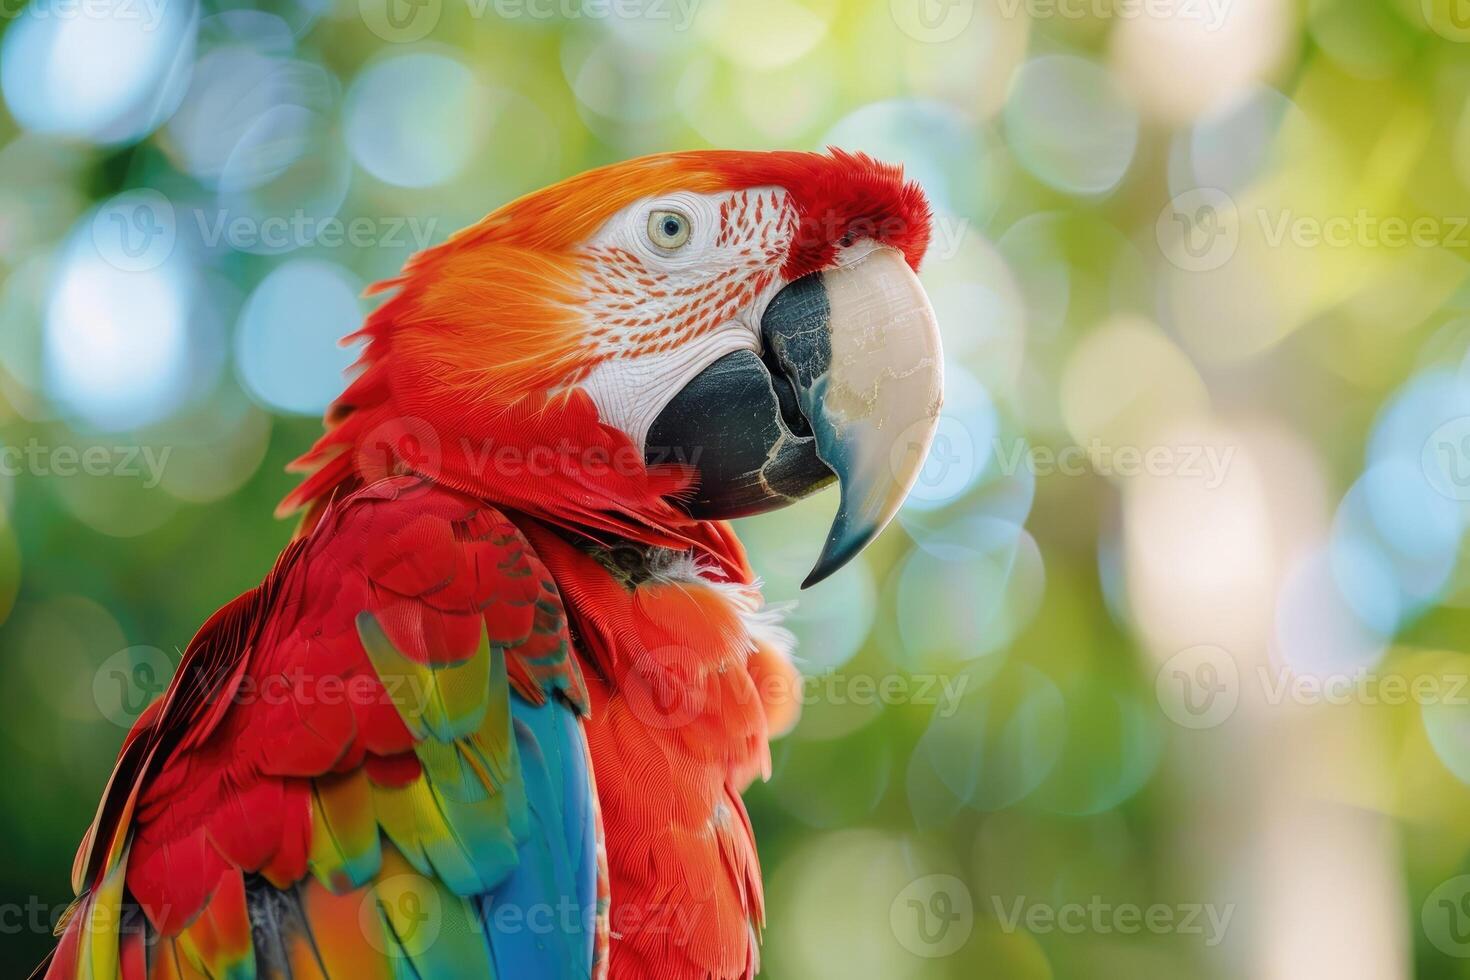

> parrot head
[286,149,943,587]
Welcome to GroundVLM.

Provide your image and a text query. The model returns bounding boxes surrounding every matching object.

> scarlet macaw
[40,149,942,980]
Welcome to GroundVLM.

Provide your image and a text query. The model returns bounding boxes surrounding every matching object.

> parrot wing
[44,476,606,980]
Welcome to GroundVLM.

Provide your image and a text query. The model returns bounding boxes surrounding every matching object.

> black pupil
[663,218,681,237]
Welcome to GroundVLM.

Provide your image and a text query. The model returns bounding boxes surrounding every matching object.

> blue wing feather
[481,696,598,979]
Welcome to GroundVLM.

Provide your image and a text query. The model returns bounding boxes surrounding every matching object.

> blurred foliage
[4,0,1470,977]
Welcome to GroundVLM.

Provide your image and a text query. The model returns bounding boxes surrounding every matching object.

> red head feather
[279,149,932,571]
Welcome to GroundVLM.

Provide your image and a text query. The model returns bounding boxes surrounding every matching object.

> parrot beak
[647,247,943,588]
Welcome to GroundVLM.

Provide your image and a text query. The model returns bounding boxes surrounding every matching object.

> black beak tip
[799,524,879,589]
[799,569,827,591]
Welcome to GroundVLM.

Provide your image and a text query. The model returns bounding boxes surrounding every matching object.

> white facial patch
[575,186,795,449]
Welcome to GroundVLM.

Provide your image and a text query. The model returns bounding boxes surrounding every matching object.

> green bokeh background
[4,0,1470,977]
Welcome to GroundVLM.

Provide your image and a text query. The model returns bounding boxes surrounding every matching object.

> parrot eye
[647,209,692,250]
